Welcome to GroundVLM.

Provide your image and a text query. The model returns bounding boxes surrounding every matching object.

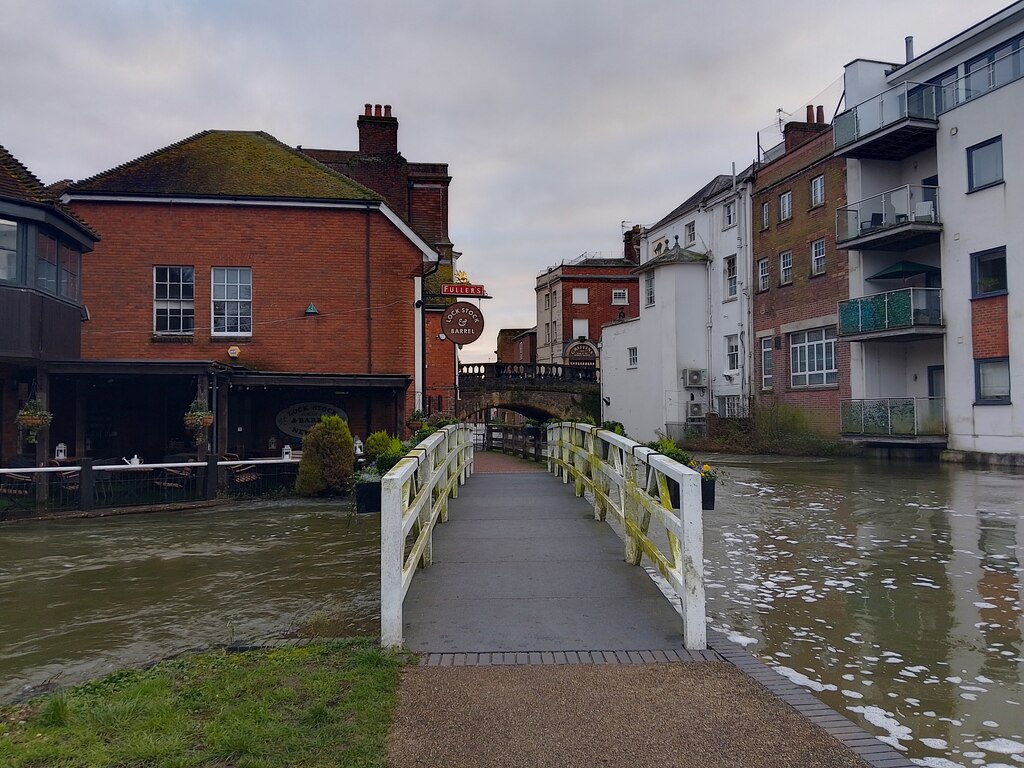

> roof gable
[0,143,50,203]
[69,130,382,202]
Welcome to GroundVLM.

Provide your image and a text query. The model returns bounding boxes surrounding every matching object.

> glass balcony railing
[841,398,946,437]
[834,82,938,148]
[838,287,943,336]
[837,185,940,243]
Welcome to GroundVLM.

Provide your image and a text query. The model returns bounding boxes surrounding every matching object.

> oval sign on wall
[275,402,347,438]
[440,301,485,344]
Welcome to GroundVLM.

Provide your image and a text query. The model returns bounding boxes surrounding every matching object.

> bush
[364,431,401,464]
[647,435,693,466]
[602,420,625,436]
[375,449,405,475]
[295,415,355,496]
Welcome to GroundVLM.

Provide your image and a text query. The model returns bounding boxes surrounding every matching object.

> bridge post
[380,468,405,648]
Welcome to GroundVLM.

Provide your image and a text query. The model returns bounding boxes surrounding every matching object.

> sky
[1,0,1012,363]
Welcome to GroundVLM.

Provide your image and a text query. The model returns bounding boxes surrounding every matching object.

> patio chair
[228,463,260,493]
[154,466,194,500]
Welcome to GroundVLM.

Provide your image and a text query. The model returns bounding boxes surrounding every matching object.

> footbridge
[456,363,600,423]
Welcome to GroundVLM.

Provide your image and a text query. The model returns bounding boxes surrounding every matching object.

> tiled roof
[649,175,734,231]
[69,130,382,201]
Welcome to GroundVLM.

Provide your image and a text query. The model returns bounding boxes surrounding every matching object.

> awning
[866,260,941,280]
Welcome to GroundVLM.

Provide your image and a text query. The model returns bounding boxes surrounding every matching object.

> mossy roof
[68,130,382,202]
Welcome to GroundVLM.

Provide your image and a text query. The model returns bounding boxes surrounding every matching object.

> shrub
[375,449,405,475]
[602,420,625,436]
[295,415,355,496]
[364,431,401,464]
[647,435,693,466]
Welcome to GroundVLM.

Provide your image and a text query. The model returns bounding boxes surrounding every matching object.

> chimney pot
[905,36,915,63]
[806,105,814,123]
[816,105,825,124]
[374,104,382,117]
[364,103,372,116]
[384,104,392,117]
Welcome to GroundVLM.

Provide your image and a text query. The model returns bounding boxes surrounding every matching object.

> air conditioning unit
[682,368,708,388]
[687,402,706,419]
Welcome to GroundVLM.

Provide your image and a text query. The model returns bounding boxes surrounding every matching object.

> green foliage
[363,430,401,464]
[579,389,602,424]
[646,435,693,466]
[294,415,354,496]
[376,449,405,475]
[602,420,626,436]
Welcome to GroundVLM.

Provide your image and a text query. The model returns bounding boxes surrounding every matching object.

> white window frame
[758,258,769,292]
[724,255,737,299]
[544,322,550,344]
[611,288,628,305]
[684,221,696,245]
[811,238,826,276]
[779,251,793,285]
[761,202,769,229]
[779,190,793,221]
[544,292,550,310]
[571,318,589,340]
[211,267,252,336]
[790,327,837,387]
[810,175,825,207]
[725,334,739,371]
[572,287,589,305]
[154,265,196,335]
[723,201,737,229]
[761,337,774,390]
[552,290,558,306]
[644,272,655,306]
[627,347,638,368]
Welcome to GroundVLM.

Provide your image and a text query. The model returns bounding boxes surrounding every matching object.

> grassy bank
[0,638,403,768]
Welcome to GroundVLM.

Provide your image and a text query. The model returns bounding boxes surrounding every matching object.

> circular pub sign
[275,402,347,439]
[440,301,485,344]
[566,340,597,366]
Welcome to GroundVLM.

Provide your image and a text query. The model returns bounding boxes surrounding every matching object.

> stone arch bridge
[456,363,599,422]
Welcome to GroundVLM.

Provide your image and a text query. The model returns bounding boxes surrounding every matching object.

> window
[627,347,638,368]
[611,288,628,305]
[972,247,1007,297]
[685,221,696,245]
[0,218,17,281]
[810,175,825,207]
[761,202,769,229]
[758,258,769,292]
[724,255,737,299]
[35,232,57,294]
[779,251,793,285]
[779,191,793,221]
[761,337,774,390]
[211,267,252,335]
[155,266,195,334]
[544,292,550,310]
[58,243,80,301]
[552,320,558,341]
[811,239,826,276]
[544,322,550,344]
[572,287,588,304]
[552,290,558,306]
[723,202,737,228]
[790,328,837,387]
[725,334,739,371]
[644,272,655,306]
[968,137,1003,191]
[976,358,1010,404]
[718,395,743,417]
[966,34,1023,98]
[572,318,589,339]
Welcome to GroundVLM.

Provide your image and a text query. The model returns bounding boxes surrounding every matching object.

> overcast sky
[1,0,1011,362]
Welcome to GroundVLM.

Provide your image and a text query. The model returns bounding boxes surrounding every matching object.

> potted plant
[184,399,215,445]
[406,409,427,430]
[15,399,53,443]
[354,467,382,513]
[689,460,718,511]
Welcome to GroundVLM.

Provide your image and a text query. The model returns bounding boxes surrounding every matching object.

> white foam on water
[976,739,1024,755]
[842,689,864,699]
[921,738,949,749]
[974,601,998,609]
[727,632,757,647]
[848,704,912,746]
[961,693,978,701]
[775,666,837,693]
[983,721,999,728]
[910,759,965,768]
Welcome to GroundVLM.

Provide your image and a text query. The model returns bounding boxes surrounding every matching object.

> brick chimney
[783,105,829,151]
[623,225,642,264]
[358,103,399,155]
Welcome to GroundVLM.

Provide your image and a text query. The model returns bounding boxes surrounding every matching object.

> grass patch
[0,637,403,768]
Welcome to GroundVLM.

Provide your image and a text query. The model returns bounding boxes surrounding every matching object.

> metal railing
[380,423,475,647]
[546,423,706,649]
[840,398,946,436]
[836,184,940,243]
[459,362,600,384]
[838,287,943,336]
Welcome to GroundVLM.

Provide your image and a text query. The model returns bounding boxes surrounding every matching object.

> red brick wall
[425,310,456,414]
[556,268,639,345]
[972,295,1009,358]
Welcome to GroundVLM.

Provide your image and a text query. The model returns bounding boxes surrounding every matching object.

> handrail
[546,422,706,649]
[380,423,475,647]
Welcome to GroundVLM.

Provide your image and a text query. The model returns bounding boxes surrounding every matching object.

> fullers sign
[440,283,486,297]
[275,402,347,438]
[440,301,485,344]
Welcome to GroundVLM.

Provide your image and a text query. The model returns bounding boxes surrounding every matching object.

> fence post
[679,472,707,649]
[204,455,218,499]
[79,460,94,512]
[380,469,405,648]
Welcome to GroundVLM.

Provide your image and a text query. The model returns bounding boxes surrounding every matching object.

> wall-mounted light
[305,303,319,316]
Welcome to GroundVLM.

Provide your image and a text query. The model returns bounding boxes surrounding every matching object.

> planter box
[701,478,716,511]
[355,480,381,514]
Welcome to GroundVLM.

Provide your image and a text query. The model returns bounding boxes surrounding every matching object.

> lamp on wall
[305,303,319,316]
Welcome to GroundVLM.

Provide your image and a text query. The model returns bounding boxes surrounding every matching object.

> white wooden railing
[380,423,474,647]
[546,422,706,649]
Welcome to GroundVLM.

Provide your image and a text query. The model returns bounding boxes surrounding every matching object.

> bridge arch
[456,363,600,423]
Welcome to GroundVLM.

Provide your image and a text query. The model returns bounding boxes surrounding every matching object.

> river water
[0,460,1021,767]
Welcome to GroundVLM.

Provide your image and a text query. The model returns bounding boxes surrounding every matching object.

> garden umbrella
[866,260,941,280]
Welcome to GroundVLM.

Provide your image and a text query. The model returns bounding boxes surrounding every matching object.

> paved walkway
[389,451,914,768]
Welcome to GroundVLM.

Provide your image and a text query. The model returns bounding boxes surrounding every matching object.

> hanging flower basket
[184,399,215,445]
[15,399,53,443]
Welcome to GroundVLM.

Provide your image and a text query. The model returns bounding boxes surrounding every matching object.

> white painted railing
[380,423,474,647]
[546,422,706,649]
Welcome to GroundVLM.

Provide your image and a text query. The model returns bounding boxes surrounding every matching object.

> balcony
[836,185,941,250]
[841,398,946,443]
[838,287,943,341]
[834,82,939,159]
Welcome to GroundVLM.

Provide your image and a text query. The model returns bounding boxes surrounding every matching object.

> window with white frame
[544,322,550,344]
[627,347,638,368]
[552,320,558,341]
[811,238,826,275]
[761,337,774,390]
[790,327,837,387]
[779,190,793,221]
[212,267,252,335]
[611,287,628,305]
[761,202,769,229]
[552,290,558,305]
[0,219,17,282]
[154,266,195,334]
[684,221,696,245]
[572,287,588,304]
[968,136,1003,191]
[718,395,743,417]
[975,357,1010,403]
[758,258,769,292]
[724,255,737,299]
[644,272,655,306]
[723,201,737,228]
[810,175,825,207]
[725,334,739,371]
[544,292,550,309]
[779,251,793,285]
[571,318,589,339]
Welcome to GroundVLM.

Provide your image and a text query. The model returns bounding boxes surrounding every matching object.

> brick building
[752,107,850,436]
[59,121,446,461]
[495,328,535,364]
